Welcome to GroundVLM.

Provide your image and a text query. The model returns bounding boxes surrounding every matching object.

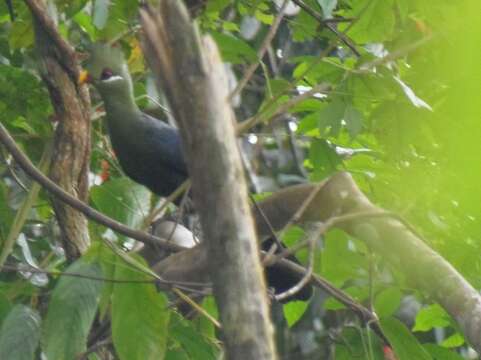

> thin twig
[237,82,331,134]
[228,0,289,101]
[274,222,320,301]
[290,0,360,57]
[1,263,208,293]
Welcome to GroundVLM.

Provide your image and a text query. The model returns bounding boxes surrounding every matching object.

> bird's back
[108,112,188,198]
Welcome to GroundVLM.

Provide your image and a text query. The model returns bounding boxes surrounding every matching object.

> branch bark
[25,0,91,260]
[140,2,277,359]
[254,172,481,352]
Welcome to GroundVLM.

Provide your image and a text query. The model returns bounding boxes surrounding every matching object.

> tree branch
[140,1,277,358]
[0,121,184,252]
[26,0,91,259]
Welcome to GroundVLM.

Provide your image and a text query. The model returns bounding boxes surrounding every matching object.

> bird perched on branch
[80,43,312,302]
[80,44,188,199]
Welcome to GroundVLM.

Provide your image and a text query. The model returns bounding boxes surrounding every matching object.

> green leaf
[380,317,432,360]
[55,0,88,17]
[73,11,97,40]
[98,0,138,39]
[440,332,464,348]
[324,297,346,310]
[320,99,345,136]
[255,10,273,25]
[8,18,34,50]
[317,0,337,18]
[211,32,257,64]
[206,0,231,13]
[0,182,14,240]
[283,301,308,326]
[0,292,12,326]
[374,287,402,318]
[413,304,451,332]
[309,138,342,180]
[320,230,364,285]
[0,65,52,139]
[112,255,170,360]
[42,260,103,360]
[341,0,395,43]
[169,314,218,360]
[0,305,40,360]
[90,178,151,230]
[344,105,363,138]
[423,344,465,360]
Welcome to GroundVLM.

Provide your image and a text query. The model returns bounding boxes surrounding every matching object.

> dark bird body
[108,111,187,197]
[84,44,312,302]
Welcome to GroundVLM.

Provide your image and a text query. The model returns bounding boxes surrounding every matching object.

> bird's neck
[101,89,143,136]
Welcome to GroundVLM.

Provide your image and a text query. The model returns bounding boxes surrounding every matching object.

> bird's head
[79,43,134,102]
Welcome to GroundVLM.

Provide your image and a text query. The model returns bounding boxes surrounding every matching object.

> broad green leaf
[319,99,345,136]
[98,0,138,39]
[55,0,88,17]
[309,138,342,180]
[8,18,34,50]
[42,260,103,360]
[341,0,395,43]
[283,301,308,327]
[440,332,464,348]
[0,305,40,360]
[0,292,12,326]
[344,105,363,138]
[169,314,218,360]
[0,182,14,240]
[373,287,402,318]
[73,11,97,40]
[193,296,218,339]
[413,304,451,332]
[90,178,151,230]
[111,255,170,360]
[317,0,337,18]
[380,317,432,360]
[335,326,384,360]
[0,65,52,141]
[290,4,318,42]
[320,230,365,285]
[255,10,273,25]
[324,297,345,310]
[206,0,231,13]
[423,344,464,360]
[165,348,190,360]
[211,32,257,64]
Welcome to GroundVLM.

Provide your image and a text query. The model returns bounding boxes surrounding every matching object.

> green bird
[81,43,188,199]
[81,43,312,302]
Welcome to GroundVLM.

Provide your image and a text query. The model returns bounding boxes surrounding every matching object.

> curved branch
[0,121,184,253]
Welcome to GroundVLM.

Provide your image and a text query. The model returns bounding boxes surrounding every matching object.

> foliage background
[0,0,480,359]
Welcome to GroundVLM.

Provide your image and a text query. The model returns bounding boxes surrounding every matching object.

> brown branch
[26,0,91,260]
[255,172,481,352]
[140,1,277,358]
[0,121,185,253]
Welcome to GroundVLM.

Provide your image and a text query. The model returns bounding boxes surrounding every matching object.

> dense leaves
[111,255,170,360]
[0,305,41,360]
[0,0,480,359]
[42,260,103,360]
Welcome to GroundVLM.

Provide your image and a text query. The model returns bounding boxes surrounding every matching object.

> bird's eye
[100,68,114,80]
